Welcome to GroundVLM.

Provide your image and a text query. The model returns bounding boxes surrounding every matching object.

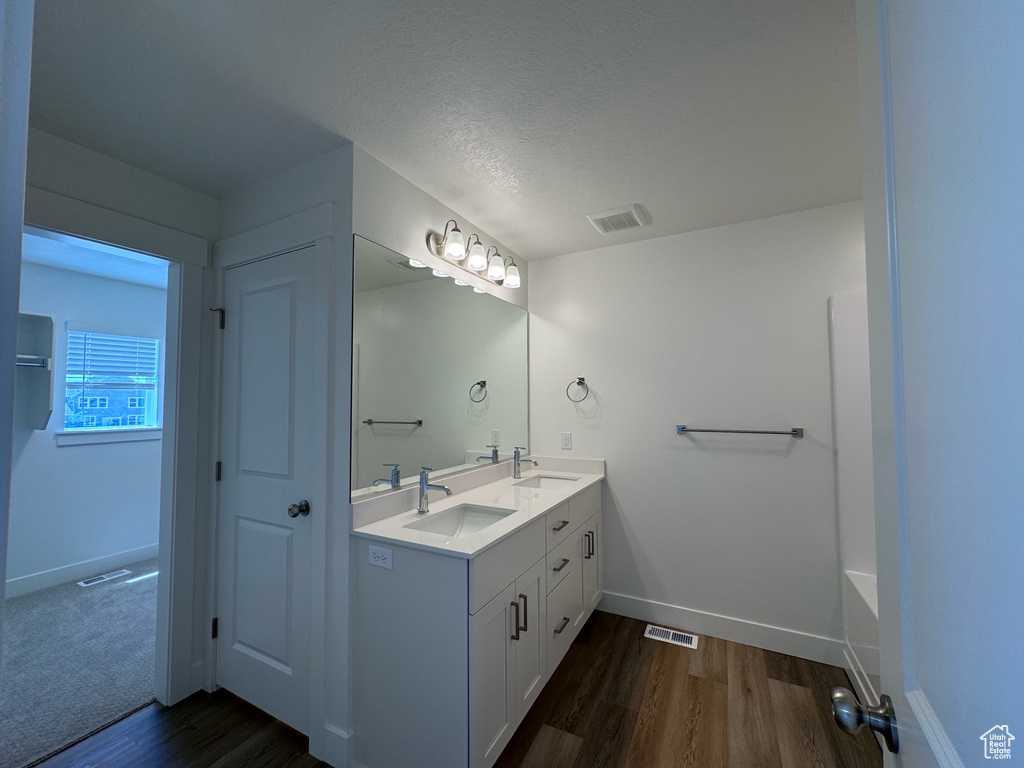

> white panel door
[858,0,1024,764]
[216,247,317,734]
[514,558,546,716]
[471,582,517,768]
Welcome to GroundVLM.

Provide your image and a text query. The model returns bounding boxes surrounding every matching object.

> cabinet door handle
[552,519,570,532]
[518,593,528,632]
[584,531,593,559]
[554,616,571,634]
[553,558,570,572]
[510,600,521,641]
[590,531,595,557]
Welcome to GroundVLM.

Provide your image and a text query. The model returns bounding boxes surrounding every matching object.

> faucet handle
[486,444,499,448]
[514,446,527,453]
[383,463,400,468]
[421,466,433,473]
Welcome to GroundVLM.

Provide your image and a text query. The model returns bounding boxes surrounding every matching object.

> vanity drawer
[469,517,545,614]
[546,563,583,671]
[546,533,578,595]
[568,484,601,532]
[545,503,573,550]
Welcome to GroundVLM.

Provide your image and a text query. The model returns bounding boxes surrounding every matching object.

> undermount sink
[403,504,516,537]
[512,475,580,490]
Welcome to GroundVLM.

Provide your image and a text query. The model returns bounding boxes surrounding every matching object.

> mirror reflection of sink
[403,504,516,537]
[512,475,580,490]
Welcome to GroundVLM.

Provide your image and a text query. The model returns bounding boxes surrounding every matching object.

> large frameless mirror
[351,236,528,499]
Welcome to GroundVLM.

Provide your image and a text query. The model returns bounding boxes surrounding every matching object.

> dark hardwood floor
[32,611,880,768]
[495,611,882,768]
[33,689,325,768]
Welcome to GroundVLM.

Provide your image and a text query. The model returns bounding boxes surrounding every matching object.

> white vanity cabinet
[352,479,603,768]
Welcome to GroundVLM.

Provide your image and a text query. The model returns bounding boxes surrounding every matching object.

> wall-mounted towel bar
[363,419,423,427]
[16,355,49,369]
[676,424,804,438]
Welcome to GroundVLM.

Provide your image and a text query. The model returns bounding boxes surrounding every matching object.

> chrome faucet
[417,467,452,514]
[513,447,538,479]
[476,444,500,464]
[372,463,401,489]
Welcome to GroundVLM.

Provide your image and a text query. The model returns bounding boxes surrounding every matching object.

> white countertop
[351,467,604,559]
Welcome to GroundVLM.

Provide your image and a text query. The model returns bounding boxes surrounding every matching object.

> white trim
[843,647,879,709]
[322,725,353,768]
[24,186,208,267]
[599,591,846,666]
[4,543,158,598]
[213,203,334,269]
[55,427,162,446]
[906,689,966,768]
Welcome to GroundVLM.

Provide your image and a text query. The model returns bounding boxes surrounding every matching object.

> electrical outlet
[491,429,501,446]
[369,545,392,569]
[561,431,572,450]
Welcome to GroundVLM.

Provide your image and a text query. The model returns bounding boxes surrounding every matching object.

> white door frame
[21,187,210,706]
[210,203,335,756]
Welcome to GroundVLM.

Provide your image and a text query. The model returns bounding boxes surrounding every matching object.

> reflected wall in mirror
[351,236,528,498]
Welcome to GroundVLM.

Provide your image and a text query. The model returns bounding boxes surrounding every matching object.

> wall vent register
[587,204,649,235]
[644,624,699,649]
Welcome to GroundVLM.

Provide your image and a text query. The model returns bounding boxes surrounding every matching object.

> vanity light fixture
[472,287,486,293]
[502,258,521,289]
[486,248,506,281]
[453,278,469,286]
[426,219,466,262]
[466,237,488,272]
[431,268,450,278]
[408,258,428,268]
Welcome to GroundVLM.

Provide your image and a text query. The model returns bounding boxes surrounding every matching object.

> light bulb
[466,241,487,271]
[473,287,486,293]
[487,253,505,281]
[408,259,428,268]
[432,268,449,278]
[443,227,466,261]
[503,264,520,288]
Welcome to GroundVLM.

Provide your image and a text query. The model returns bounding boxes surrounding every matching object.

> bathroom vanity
[350,461,604,768]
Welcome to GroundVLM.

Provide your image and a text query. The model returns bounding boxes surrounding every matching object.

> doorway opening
[1,228,170,768]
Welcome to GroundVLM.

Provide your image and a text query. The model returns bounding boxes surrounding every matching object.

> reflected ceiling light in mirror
[431,268,450,278]
[453,278,469,286]
[473,287,486,293]
[408,258,428,268]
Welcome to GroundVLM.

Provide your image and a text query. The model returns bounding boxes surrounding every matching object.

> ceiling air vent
[587,204,649,235]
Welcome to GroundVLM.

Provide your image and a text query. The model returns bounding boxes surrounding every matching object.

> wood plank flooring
[32,611,880,768]
[33,689,325,768]
[495,611,882,768]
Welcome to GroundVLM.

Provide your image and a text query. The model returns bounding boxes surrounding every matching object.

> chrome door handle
[287,500,311,518]
[518,593,528,633]
[831,688,899,753]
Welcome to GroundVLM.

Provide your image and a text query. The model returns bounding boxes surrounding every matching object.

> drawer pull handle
[519,593,528,632]
[552,520,570,532]
[553,558,570,572]
[510,600,521,642]
[554,616,571,634]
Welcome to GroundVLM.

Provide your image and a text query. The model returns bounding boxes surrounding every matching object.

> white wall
[7,262,166,596]
[528,201,866,663]
[352,146,529,308]
[352,277,528,489]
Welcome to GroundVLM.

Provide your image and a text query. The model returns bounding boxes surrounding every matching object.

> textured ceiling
[29,0,861,259]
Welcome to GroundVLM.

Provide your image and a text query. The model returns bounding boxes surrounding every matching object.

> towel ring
[469,380,487,403]
[566,377,590,403]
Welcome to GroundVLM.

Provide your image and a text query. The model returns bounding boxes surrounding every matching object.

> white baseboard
[599,591,846,667]
[319,724,352,768]
[4,543,159,598]
[843,646,879,704]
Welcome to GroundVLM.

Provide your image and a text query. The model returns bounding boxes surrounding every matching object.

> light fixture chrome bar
[676,425,804,438]
[363,419,423,427]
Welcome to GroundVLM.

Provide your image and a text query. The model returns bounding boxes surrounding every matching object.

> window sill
[55,428,163,447]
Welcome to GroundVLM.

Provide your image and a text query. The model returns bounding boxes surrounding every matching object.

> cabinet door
[571,529,588,630]
[513,558,546,715]
[582,513,602,613]
[470,582,517,768]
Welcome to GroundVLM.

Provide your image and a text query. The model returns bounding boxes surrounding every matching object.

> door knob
[287,500,311,518]
[831,687,899,753]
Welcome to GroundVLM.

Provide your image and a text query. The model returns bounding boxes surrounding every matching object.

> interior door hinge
[212,617,218,639]
[210,306,225,329]
[215,461,222,481]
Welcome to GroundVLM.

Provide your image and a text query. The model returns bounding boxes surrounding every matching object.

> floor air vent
[644,624,699,649]
[78,569,131,587]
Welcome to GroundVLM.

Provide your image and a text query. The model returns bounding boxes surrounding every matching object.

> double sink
[402,475,580,539]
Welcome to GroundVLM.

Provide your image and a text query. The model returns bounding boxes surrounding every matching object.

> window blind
[66,331,159,385]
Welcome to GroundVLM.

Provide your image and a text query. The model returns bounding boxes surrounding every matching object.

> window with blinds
[64,331,161,430]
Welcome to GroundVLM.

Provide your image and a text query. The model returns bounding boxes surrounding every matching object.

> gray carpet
[0,559,158,768]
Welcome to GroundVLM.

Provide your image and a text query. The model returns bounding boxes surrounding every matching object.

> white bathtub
[842,570,880,704]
